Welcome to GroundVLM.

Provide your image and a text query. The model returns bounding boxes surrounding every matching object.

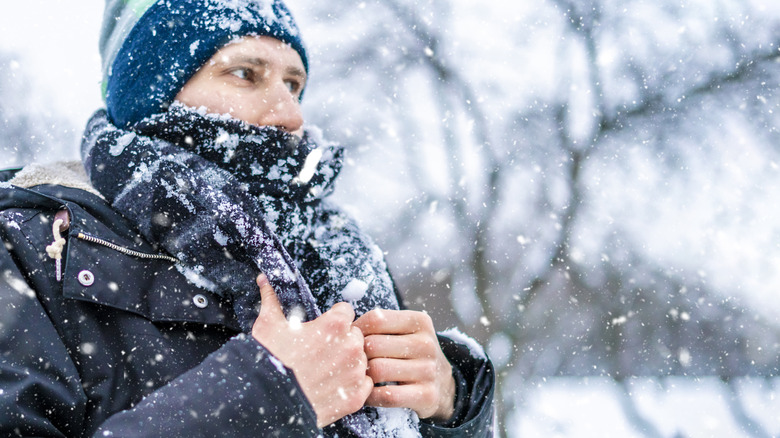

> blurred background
[2,0,779,436]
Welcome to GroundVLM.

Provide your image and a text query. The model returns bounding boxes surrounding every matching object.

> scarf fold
[81,104,420,437]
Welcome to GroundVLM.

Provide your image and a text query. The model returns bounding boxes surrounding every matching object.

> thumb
[256,274,285,320]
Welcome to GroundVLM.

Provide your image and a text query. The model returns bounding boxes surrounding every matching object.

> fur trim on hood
[9,161,105,199]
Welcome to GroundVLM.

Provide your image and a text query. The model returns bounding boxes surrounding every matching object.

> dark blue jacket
[0,169,494,437]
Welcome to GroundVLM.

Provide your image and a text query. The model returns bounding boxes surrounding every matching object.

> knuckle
[420,335,436,351]
[418,313,435,332]
[345,346,363,363]
[404,310,433,332]
[332,302,356,319]
[354,341,369,357]
[345,334,364,353]
[364,336,379,356]
[349,352,368,372]
[422,360,438,378]
[330,302,348,312]
[350,326,365,341]
[422,385,438,407]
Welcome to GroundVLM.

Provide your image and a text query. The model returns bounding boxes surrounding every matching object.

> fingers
[365,382,439,415]
[354,309,433,336]
[345,327,367,367]
[366,357,435,385]
[256,273,285,320]
[364,334,436,360]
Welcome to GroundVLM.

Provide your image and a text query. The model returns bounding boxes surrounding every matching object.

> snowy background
[2,1,780,437]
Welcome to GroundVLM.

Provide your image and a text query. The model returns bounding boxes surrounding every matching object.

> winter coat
[0,163,495,437]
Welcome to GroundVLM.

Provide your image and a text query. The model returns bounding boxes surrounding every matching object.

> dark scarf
[81,104,420,437]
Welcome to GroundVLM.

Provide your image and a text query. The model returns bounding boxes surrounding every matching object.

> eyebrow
[224,56,307,81]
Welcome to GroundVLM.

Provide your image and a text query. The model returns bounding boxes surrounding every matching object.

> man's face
[175,35,306,137]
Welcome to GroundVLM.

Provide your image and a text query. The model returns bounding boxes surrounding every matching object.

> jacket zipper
[76,232,179,263]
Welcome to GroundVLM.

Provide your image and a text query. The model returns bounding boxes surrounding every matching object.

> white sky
[1,1,104,128]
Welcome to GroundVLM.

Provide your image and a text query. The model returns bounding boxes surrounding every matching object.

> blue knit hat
[101,0,308,127]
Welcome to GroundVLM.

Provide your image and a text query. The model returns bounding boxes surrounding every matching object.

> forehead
[211,35,305,69]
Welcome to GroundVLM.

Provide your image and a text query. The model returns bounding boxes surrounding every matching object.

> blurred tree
[288,0,780,436]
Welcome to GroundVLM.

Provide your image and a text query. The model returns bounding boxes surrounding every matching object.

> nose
[260,83,304,136]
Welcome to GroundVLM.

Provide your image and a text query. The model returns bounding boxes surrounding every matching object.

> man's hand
[353,309,456,422]
[251,274,374,428]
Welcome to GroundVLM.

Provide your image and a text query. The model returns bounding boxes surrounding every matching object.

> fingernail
[257,273,269,287]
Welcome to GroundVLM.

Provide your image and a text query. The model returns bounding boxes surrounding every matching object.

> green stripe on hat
[124,0,157,15]
[100,0,159,100]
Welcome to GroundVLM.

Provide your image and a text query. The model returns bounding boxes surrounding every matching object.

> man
[0,1,494,436]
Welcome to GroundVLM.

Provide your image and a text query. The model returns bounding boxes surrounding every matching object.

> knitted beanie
[100,0,308,127]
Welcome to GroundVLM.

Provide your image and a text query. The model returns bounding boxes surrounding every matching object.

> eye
[285,79,302,95]
[229,68,254,81]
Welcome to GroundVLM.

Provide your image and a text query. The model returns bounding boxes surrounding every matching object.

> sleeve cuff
[419,333,496,437]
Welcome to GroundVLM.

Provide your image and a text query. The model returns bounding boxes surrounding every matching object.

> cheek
[225,95,271,124]
[177,86,231,113]
[176,83,268,125]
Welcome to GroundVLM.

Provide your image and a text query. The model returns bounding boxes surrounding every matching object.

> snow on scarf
[81,104,420,437]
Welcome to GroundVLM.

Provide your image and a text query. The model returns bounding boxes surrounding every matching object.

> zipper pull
[45,210,70,282]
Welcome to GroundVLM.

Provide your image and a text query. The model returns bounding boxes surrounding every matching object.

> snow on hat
[100,0,308,127]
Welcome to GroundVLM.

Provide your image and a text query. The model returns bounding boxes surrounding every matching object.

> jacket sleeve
[419,333,496,437]
[0,220,319,437]
[94,334,320,438]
